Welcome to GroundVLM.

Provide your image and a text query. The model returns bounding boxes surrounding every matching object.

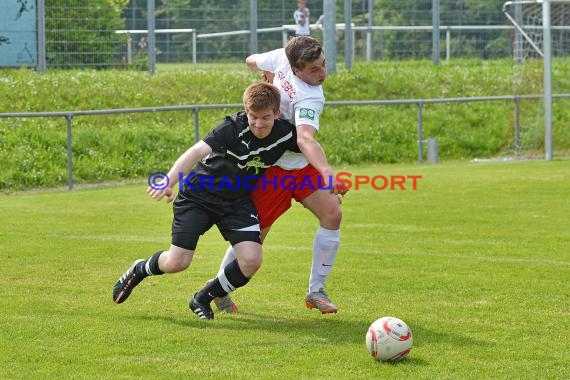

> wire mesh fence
[29,0,567,69]
[1,1,569,69]
[3,1,570,170]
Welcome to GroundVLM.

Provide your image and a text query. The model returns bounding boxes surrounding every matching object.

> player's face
[246,107,280,139]
[294,54,327,86]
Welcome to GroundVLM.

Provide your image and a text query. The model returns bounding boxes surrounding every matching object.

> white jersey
[254,48,325,169]
[293,8,311,36]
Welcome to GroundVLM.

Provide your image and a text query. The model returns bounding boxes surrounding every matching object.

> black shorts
[171,192,261,250]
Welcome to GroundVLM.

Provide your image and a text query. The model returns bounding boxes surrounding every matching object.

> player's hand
[333,183,349,197]
[323,173,349,197]
[147,184,175,203]
[262,71,274,83]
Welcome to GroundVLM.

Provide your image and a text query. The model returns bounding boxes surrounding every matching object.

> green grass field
[1,161,569,379]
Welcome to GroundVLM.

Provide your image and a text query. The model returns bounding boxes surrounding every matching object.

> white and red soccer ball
[365,316,413,362]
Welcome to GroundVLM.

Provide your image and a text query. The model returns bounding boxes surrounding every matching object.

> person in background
[293,0,311,36]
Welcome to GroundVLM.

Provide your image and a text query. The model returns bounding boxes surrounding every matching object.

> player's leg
[112,244,194,304]
[216,165,292,278]
[113,198,208,304]
[190,200,261,320]
[296,165,342,313]
[299,190,341,313]
[217,225,271,277]
[191,240,262,320]
[210,226,271,313]
[211,167,293,312]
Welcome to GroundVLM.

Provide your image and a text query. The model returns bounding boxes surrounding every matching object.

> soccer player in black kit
[112,83,300,320]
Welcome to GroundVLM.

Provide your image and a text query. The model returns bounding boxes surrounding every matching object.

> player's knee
[162,249,193,272]
[320,204,342,229]
[171,257,192,272]
[238,254,262,277]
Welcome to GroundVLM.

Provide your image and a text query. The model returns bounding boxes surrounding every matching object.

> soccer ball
[365,316,413,362]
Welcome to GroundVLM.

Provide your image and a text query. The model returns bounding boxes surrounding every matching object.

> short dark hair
[284,36,323,71]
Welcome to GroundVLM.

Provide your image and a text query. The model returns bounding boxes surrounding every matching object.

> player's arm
[147,140,212,202]
[245,54,262,72]
[245,54,275,83]
[296,124,345,195]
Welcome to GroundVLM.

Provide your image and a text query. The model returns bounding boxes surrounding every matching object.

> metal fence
[2,0,569,70]
[2,93,569,190]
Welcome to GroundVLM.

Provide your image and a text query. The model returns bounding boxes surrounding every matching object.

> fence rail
[2,93,570,190]
[5,1,568,70]
[114,23,570,69]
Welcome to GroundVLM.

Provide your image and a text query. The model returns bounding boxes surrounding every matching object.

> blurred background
[5,0,566,69]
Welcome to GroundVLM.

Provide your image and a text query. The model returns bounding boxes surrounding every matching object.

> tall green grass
[1,59,570,190]
[1,161,568,379]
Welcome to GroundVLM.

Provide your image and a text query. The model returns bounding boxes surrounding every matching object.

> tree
[373,0,510,59]
[46,0,130,67]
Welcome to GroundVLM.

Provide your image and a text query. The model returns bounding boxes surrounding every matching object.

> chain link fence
[1,1,569,69]
[31,0,567,69]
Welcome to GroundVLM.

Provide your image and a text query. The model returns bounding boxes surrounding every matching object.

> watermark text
[147,171,423,191]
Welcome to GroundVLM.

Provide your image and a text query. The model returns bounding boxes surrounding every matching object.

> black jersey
[180,111,300,200]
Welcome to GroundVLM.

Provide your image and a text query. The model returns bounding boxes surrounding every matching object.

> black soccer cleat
[113,259,145,304]
[189,293,214,320]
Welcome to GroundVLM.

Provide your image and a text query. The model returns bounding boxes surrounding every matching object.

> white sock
[309,226,340,293]
[217,245,237,277]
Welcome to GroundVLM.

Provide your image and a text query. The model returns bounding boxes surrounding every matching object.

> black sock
[143,250,165,277]
[196,259,250,303]
[197,278,226,303]
[223,259,250,289]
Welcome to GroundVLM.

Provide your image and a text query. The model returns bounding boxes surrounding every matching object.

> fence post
[192,30,197,66]
[344,1,353,70]
[65,114,74,190]
[446,27,451,61]
[193,108,200,143]
[127,34,132,65]
[417,102,424,163]
[514,96,521,157]
[428,138,438,164]
[366,0,373,61]
[37,0,46,73]
[249,0,258,54]
[432,0,440,65]
[147,0,156,75]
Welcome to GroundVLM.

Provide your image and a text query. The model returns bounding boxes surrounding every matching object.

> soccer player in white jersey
[293,0,311,36]
[214,36,345,314]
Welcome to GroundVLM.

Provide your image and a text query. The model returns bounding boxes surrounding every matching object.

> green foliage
[46,0,129,67]
[132,1,515,61]
[1,161,569,378]
[374,0,511,59]
[42,1,557,65]
[1,59,570,190]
